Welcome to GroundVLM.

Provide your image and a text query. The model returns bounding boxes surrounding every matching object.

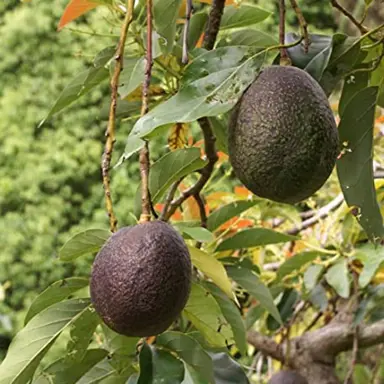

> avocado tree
[1,0,384,383]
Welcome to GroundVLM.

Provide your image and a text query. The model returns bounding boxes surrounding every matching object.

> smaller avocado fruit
[268,370,308,384]
[228,65,339,204]
[90,220,192,337]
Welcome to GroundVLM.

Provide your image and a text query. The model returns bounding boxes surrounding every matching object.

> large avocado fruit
[228,65,339,204]
[90,220,192,337]
[268,370,308,384]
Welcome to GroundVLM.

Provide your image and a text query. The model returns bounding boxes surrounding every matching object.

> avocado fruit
[268,370,308,384]
[90,220,192,337]
[229,65,339,204]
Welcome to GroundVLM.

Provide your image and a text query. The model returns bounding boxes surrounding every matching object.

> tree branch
[182,0,193,64]
[202,0,226,50]
[247,330,285,362]
[279,0,291,65]
[102,0,135,232]
[289,0,310,52]
[330,0,368,34]
[139,0,154,223]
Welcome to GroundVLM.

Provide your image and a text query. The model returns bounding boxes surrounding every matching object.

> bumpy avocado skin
[90,221,192,337]
[268,370,308,384]
[229,65,339,204]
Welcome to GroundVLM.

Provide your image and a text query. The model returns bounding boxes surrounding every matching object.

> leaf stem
[102,0,135,232]
[279,0,290,65]
[289,0,310,53]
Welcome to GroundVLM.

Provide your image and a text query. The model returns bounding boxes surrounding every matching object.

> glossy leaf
[227,266,282,324]
[336,86,384,241]
[215,228,296,252]
[0,299,91,384]
[25,277,89,324]
[220,5,271,30]
[153,0,183,52]
[157,331,215,384]
[276,252,320,281]
[59,229,110,261]
[217,30,277,48]
[207,200,257,232]
[40,66,109,127]
[210,352,249,384]
[120,48,266,160]
[183,283,233,348]
[354,243,384,288]
[33,349,108,384]
[182,227,215,243]
[206,283,247,355]
[325,260,350,298]
[189,246,233,299]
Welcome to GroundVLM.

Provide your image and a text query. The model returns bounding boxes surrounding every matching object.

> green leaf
[100,99,141,120]
[137,343,153,384]
[153,0,183,52]
[354,243,384,288]
[267,289,299,331]
[0,298,91,384]
[208,116,229,154]
[285,33,333,81]
[183,12,208,49]
[182,227,215,243]
[59,229,110,262]
[33,349,108,384]
[133,148,207,216]
[304,265,324,291]
[276,252,320,281]
[226,266,282,324]
[336,86,384,241]
[25,277,89,324]
[220,5,271,30]
[325,260,350,298]
[210,352,249,384]
[369,45,384,107]
[39,66,109,127]
[120,48,266,160]
[244,305,265,330]
[215,228,296,252]
[118,57,145,99]
[338,71,369,116]
[183,283,233,348]
[206,283,247,355]
[217,30,277,48]
[188,246,233,299]
[207,200,257,232]
[157,331,215,384]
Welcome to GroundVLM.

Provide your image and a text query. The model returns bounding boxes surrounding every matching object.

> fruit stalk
[102,0,135,232]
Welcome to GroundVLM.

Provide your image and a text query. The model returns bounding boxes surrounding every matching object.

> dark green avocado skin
[90,221,192,337]
[229,65,340,204]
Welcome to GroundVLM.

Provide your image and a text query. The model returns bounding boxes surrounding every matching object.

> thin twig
[159,179,183,220]
[305,311,324,332]
[102,0,135,232]
[139,0,154,224]
[162,1,225,221]
[330,0,368,34]
[193,193,207,249]
[289,0,310,53]
[279,0,291,65]
[182,0,193,64]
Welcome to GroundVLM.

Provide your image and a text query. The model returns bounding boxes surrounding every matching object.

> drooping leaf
[153,0,183,52]
[157,331,215,384]
[304,265,324,291]
[208,116,229,154]
[227,266,282,324]
[40,66,109,127]
[183,283,233,348]
[336,86,384,241]
[0,299,91,384]
[217,30,277,48]
[59,229,110,262]
[369,45,384,107]
[309,284,328,312]
[220,5,271,30]
[354,243,384,288]
[168,123,189,150]
[210,352,249,384]
[181,11,208,50]
[33,349,108,384]
[189,246,233,299]
[325,260,350,298]
[244,305,265,330]
[267,289,299,331]
[206,283,247,355]
[215,228,296,252]
[118,58,145,99]
[207,200,257,232]
[58,0,108,31]
[182,227,215,243]
[120,47,266,160]
[137,343,153,384]
[276,252,320,281]
[25,278,89,324]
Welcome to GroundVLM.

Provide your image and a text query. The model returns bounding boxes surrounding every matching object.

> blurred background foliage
[1,0,384,374]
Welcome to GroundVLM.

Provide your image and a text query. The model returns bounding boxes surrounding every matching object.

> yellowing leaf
[188,246,233,299]
[58,0,101,31]
[168,123,189,151]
